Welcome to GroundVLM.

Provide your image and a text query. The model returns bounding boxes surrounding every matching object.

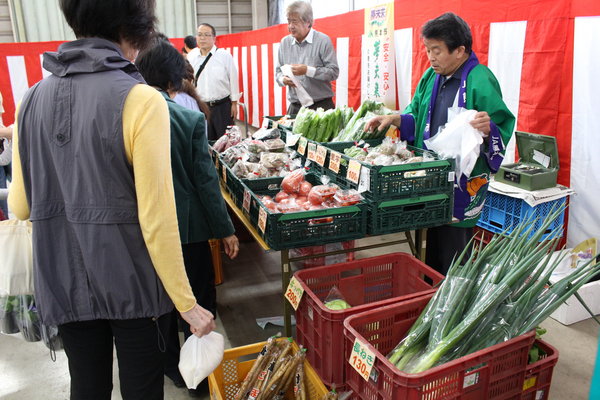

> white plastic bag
[281,64,314,107]
[424,108,483,181]
[178,331,225,389]
[0,220,33,296]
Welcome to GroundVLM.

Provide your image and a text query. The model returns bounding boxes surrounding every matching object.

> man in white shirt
[188,23,240,140]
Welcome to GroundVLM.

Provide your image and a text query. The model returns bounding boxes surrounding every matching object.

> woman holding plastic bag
[8,1,215,399]
[136,39,238,396]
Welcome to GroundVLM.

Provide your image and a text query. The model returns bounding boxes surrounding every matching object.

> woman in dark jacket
[136,40,239,396]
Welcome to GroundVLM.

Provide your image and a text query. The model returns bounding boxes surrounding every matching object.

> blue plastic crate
[477,191,566,241]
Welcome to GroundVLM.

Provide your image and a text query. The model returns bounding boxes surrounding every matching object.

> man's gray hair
[286,1,313,27]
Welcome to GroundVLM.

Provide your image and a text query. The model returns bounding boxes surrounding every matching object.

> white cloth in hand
[281,64,314,107]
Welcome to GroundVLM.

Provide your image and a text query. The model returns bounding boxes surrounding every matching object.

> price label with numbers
[346,159,362,184]
[307,143,317,161]
[328,151,341,174]
[297,137,308,155]
[243,188,252,214]
[258,206,267,233]
[316,145,327,166]
[349,338,376,382]
[285,275,304,310]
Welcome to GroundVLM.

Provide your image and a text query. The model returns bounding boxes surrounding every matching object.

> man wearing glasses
[275,1,339,116]
[188,23,240,140]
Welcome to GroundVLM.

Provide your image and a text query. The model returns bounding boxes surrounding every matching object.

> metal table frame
[220,186,426,337]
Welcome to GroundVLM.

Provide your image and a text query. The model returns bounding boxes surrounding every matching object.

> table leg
[281,249,292,337]
[415,228,427,262]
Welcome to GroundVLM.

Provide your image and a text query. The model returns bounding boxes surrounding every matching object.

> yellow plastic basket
[208,340,329,400]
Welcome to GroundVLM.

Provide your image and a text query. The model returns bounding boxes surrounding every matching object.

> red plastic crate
[520,340,559,400]
[343,295,536,400]
[294,252,444,389]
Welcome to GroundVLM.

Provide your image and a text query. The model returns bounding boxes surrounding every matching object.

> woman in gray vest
[8,1,215,399]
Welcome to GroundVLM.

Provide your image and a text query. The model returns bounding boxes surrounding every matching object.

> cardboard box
[496,131,559,191]
[550,279,600,325]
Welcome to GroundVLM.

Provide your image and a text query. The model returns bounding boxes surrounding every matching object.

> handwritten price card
[328,151,341,174]
[307,143,317,162]
[285,276,304,310]
[258,207,267,233]
[243,188,252,214]
[316,145,328,166]
[297,137,308,156]
[349,338,376,381]
[346,159,362,184]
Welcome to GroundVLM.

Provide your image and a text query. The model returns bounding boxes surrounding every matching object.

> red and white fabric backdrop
[0,0,598,247]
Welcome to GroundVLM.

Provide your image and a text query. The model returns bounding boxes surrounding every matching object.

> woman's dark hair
[59,0,157,50]
[422,12,472,54]
[135,40,186,93]
[184,35,197,49]
[182,60,210,117]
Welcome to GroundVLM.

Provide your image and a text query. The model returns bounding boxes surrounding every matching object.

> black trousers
[425,225,474,276]
[207,99,233,141]
[287,97,335,116]
[164,241,215,377]
[58,314,170,400]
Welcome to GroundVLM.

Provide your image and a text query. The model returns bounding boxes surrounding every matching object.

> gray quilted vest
[17,38,173,326]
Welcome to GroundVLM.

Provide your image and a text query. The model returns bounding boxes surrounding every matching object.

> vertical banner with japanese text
[363,3,396,108]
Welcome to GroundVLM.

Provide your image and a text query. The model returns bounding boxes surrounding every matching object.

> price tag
[346,159,362,184]
[222,164,227,183]
[349,338,376,382]
[258,206,267,233]
[329,151,341,174]
[316,145,327,166]
[215,156,220,169]
[307,143,317,161]
[286,132,301,147]
[243,188,252,214]
[285,275,304,310]
[261,118,270,129]
[358,166,371,193]
[297,137,308,155]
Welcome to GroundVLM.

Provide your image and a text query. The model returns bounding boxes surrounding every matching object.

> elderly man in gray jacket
[275,0,339,115]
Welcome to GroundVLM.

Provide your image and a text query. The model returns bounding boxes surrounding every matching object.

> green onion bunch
[388,204,599,373]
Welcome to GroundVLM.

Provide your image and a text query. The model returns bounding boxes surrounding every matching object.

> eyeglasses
[197,33,213,37]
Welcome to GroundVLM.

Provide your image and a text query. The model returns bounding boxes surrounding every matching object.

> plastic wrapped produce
[260,152,288,170]
[333,190,364,207]
[263,138,286,153]
[281,169,306,194]
[253,127,280,141]
[246,140,268,155]
[307,184,338,205]
[221,144,246,167]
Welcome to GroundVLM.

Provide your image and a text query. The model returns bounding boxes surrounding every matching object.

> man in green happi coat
[366,12,515,275]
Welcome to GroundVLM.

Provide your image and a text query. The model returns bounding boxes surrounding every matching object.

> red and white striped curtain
[0,0,598,246]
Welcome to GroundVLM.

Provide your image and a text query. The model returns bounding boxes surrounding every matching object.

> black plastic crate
[322,141,454,202]
[242,174,367,251]
[367,193,453,235]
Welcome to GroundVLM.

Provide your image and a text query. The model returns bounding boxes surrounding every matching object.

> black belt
[207,96,230,107]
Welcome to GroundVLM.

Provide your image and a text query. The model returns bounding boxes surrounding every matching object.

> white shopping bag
[281,64,314,107]
[424,108,483,181]
[178,331,225,389]
[0,219,33,296]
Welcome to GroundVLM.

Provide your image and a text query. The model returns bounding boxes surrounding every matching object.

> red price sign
[243,188,252,214]
[258,206,267,233]
[316,145,327,166]
[349,338,376,382]
[297,137,308,155]
[328,151,341,174]
[285,276,304,310]
[346,159,362,184]
[307,143,317,161]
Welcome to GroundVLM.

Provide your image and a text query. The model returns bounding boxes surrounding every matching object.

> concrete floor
[0,233,598,399]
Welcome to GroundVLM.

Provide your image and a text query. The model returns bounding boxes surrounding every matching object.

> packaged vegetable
[298,181,313,196]
[333,190,364,207]
[307,184,338,205]
[281,169,305,194]
[260,152,288,169]
[263,138,286,152]
[246,140,268,154]
[252,127,280,141]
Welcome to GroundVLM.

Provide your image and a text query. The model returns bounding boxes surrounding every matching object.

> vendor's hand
[282,76,296,87]
[222,234,239,259]
[470,111,491,137]
[290,64,308,76]
[231,102,238,120]
[364,114,399,134]
[180,303,216,338]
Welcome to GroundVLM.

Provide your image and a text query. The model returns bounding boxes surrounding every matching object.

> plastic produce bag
[0,220,33,297]
[324,286,352,310]
[178,331,225,389]
[423,108,482,180]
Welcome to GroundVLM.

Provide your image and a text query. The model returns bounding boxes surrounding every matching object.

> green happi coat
[399,58,515,227]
